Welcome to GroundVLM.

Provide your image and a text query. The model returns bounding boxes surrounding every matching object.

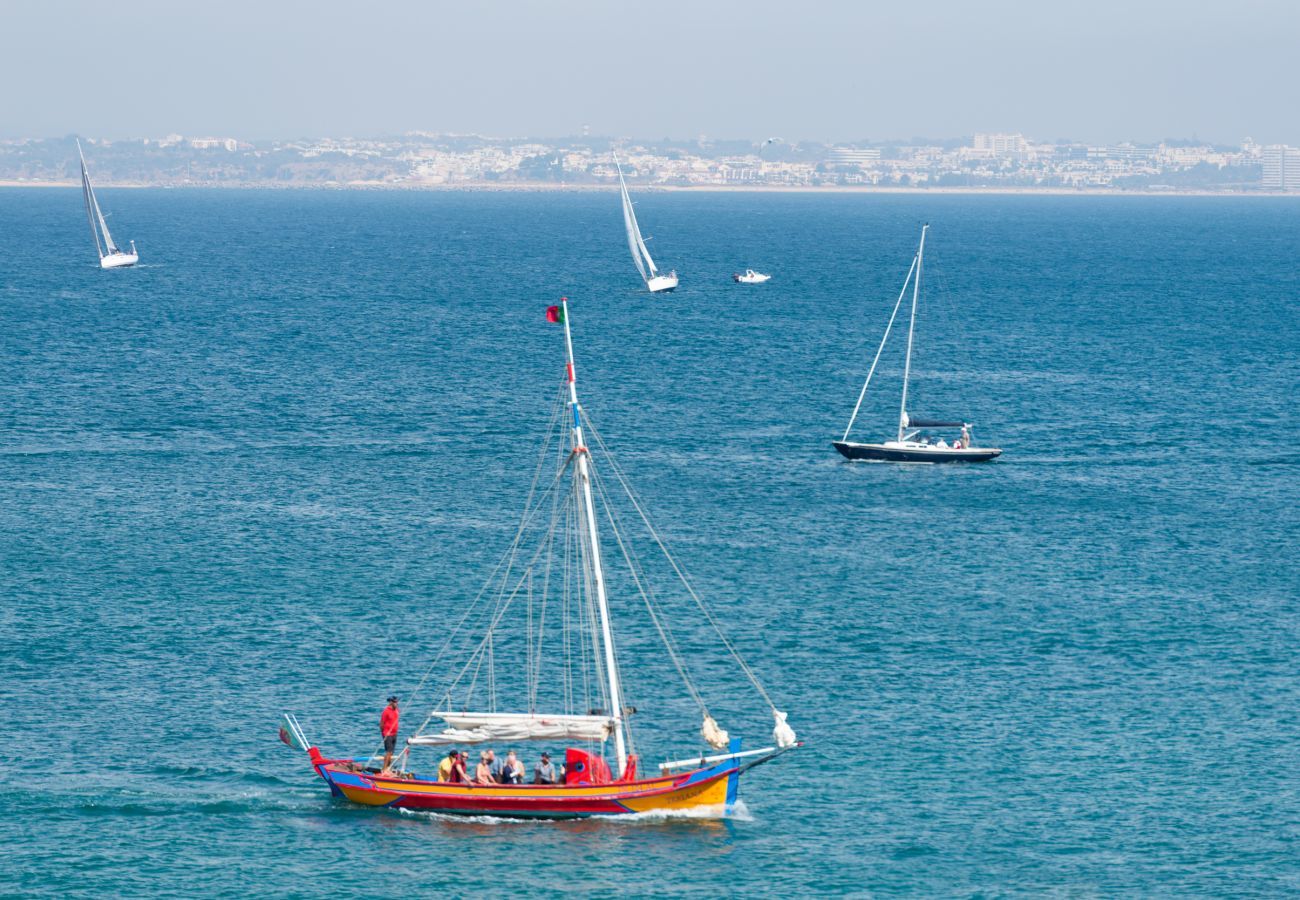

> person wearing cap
[380,696,400,772]
[533,751,557,785]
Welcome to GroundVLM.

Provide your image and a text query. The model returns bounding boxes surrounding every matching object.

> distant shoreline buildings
[1,131,1297,193]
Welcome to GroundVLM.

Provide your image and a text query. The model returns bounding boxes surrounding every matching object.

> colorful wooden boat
[283,297,798,819]
[291,742,792,818]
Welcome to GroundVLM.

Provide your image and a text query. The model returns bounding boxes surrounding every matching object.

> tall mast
[897,225,927,442]
[77,140,105,260]
[559,297,629,775]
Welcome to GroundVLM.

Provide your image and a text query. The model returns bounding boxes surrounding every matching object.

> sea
[1,187,1298,897]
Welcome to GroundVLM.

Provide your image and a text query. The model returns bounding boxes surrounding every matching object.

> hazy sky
[3,0,1297,144]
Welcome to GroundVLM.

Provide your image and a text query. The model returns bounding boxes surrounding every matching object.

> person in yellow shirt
[437,749,459,782]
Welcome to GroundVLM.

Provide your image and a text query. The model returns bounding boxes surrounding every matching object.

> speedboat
[733,269,771,284]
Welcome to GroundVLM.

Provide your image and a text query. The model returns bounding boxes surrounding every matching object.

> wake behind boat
[615,153,678,293]
[78,140,137,269]
[283,298,798,818]
[834,225,1002,463]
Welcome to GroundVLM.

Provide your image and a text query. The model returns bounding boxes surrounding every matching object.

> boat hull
[314,756,740,819]
[733,273,771,284]
[646,274,678,293]
[100,252,138,269]
[833,440,1002,463]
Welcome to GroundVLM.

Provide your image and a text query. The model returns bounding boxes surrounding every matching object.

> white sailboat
[78,140,138,269]
[834,225,1002,463]
[614,153,677,293]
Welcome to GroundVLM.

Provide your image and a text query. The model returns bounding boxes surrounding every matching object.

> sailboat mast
[559,298,629,775]
[897,225,928,442]
[77,141,105,260]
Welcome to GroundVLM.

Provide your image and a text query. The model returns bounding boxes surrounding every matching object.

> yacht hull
[833,441,1002,463]
[100,252,138,269]
[646,274,678,293]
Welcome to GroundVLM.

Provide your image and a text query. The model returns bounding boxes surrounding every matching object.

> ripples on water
[1,190,1298,895]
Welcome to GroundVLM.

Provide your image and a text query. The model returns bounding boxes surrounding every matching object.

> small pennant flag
[546,302,566,324]
[279,714,307,751]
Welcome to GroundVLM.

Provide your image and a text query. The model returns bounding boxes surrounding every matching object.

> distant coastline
[0,179,1289,198]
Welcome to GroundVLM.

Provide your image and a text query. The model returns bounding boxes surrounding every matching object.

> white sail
[93,190,119,255]
[615,156,658,281]
[80,161,105,259]
[77,140,120,256]
[407,712,615,746]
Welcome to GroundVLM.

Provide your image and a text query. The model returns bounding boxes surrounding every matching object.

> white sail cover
[408,712,615,746]
[616,161,658,280]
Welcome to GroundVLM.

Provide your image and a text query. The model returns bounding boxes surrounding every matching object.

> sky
[2,0,1297,145]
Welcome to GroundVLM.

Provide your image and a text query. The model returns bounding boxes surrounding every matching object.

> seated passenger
[502,751,524,784]
[486,748,504,783]
[437,749,457,782]
[475,751,495,785]
[447,750,471,785]
[533,751,557,785]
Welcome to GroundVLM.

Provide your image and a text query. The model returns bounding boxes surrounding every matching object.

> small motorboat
[733,269,771,284]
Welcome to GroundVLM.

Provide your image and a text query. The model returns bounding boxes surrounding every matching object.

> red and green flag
[546,302,566,324]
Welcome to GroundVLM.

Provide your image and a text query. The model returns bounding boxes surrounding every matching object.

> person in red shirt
[380,696,400,772]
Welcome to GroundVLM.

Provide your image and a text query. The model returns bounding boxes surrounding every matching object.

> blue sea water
[1,187,1298,896]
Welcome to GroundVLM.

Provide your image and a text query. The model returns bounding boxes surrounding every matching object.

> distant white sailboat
[614,153,677,293]
[78,140,138,269]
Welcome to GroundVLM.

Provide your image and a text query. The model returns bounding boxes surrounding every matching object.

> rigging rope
[588,451,708,716]
[582,410,782,713]
[405,381,569,739]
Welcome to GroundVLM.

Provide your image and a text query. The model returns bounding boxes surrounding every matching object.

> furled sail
[406,712,615,746]
[905,417,966,428]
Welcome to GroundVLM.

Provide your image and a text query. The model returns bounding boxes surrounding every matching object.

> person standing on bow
[380,695,400,772]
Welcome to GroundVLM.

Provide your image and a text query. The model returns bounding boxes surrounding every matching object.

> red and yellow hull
[310,751,744,819]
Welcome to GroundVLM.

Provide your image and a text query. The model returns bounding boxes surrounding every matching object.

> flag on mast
[279,714,308,750]
[546,303,565,324]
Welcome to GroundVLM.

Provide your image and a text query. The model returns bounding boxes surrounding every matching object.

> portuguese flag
[546,302,566,324]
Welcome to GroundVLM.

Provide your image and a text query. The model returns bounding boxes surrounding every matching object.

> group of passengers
[436,748,561,786]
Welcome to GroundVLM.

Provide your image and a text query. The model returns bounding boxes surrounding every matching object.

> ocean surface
[1,187,1298,896]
